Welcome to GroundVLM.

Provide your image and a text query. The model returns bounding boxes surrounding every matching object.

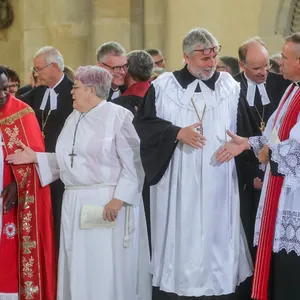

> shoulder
[152,72,176,89]
[10,95,33,112]
[217,72,240,91]
[106,102,134,121]
[233,72,243,83]
[267,72,291,87]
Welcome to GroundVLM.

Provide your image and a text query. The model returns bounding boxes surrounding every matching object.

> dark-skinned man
[0,67,56,300]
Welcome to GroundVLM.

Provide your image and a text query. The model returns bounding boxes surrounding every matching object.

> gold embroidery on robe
[0,107,34,126]
[17,168,32,189]
[22,236,36,255]
[4,125,20,149]
[22,211,33,233]
[21,281,39,300]
[22,256,34,278]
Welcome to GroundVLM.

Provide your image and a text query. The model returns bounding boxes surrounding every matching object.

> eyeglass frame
[33,63,53,73]
[193,45,222,55]
[100,61,128,73]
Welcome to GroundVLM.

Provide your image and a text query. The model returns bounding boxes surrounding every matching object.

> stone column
[44,0,92,69]
[130,0,144,50]
[90,0,131,61]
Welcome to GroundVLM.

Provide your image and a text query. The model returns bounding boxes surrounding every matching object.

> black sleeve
[269,149,284,177]
[133,85,181,185]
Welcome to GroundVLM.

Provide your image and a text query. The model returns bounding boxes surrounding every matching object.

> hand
[103,198,123,222]
[258,145,269,164]
[216,130,250,163]
[253,177,263,190]
[2,182,17,213]
[176,122,206,149]
[6,141,37,165]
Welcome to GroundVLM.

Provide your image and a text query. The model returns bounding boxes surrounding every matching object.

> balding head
[238,37,270,84]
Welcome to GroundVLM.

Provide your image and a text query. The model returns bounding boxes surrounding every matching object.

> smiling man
[233,39,290,294]
[96,41,128,101]
[134,28,253,300]
[0,67,56,300]
[19,46,74,248]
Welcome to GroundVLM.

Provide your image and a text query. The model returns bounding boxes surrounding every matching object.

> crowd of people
[0,27,299,300]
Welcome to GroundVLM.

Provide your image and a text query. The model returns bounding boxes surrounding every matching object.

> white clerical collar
[244,73,270,107]
[39,74,64,111]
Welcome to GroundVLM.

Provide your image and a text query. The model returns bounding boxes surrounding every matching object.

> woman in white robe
[7,66,151,300]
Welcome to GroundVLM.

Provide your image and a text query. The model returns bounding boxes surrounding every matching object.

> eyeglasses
[193,45,222,55]
[8,83,20,88]
[72,84,94,90]
[154,58,165,66]
[33,63,53,73]
[101,62,128,73]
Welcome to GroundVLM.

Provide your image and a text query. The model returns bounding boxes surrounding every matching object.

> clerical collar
[52,73,65,90]
[39,74,64,111]
[243,73,270,107]
[173,65,220,91]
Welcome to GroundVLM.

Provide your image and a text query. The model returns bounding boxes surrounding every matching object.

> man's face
[8,80,19,96]
[98,54,127,88]
[184,45,219,80]
[280,41,300,81]
[33,55,56,86]
[0,74,9,109]
[240,46,270,84]
[217,60,230,73]
[152,54,165,68]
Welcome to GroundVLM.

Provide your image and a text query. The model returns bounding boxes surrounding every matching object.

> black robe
[134,66,241,300]
[233,72,291,300]
[19,74,74,248]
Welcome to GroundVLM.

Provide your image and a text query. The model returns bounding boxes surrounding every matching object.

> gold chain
[191,97,206,135]
[41,110,52,138]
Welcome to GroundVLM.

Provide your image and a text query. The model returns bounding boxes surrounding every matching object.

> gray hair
[238,37,267,63]
[34,46,64,71]
[183,28,219,55]
[75,65,112,99]
[285,32,300,44]
[127,50,154,82]
[96,41,126,63]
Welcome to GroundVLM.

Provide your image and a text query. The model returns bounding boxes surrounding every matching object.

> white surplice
[249,84,300,255]
[150,72,253,297]
[36,101,151,300]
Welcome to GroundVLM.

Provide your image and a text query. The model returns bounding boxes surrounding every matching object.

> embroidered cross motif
[22,236,36,255]
[22,281,39,300]
[20,191,35,209]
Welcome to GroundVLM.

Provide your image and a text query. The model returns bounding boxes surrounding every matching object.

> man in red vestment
[0,67,56,300]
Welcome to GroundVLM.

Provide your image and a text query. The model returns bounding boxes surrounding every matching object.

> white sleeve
[269,115,300,191]
[35,152,60,187]
[113,111,144,206]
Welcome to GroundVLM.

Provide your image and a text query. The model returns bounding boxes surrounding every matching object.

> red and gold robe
[0,94,56,300]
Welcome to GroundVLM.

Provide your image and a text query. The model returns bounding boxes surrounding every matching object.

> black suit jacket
[19,74,74,152]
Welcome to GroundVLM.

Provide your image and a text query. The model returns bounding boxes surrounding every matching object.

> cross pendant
[196,122,203,135]
[260,121,266,132]
[68,151,77,168]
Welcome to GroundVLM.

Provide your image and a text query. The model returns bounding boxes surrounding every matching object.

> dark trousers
[50,179,64,249]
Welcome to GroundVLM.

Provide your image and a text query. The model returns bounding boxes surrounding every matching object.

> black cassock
[19,74,74,248]
[134,67,240,300]
[233,72,291,300]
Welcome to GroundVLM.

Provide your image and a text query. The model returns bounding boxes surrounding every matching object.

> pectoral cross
[260,121,266,132]
[196,121,203,135]
[69,149,77,168]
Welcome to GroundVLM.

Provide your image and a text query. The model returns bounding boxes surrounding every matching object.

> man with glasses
[233,37,290,299]
[134,28,253,300]
[19,46,73,248]
[96,41,128,101]
[145,49,166,69]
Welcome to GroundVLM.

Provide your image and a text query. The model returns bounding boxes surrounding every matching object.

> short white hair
[34,46,64,71]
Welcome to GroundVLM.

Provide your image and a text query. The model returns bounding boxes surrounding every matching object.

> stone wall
[0,0,290,83]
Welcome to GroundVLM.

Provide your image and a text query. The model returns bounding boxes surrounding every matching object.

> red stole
[122,81,150,97]
[0,94,56,300]
[252,84,300,299]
